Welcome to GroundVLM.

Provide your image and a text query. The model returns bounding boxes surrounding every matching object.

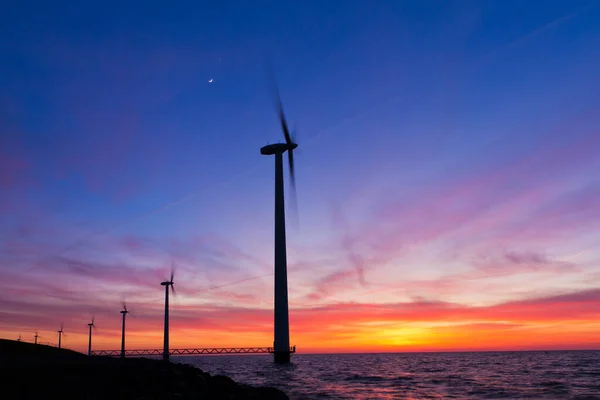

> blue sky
[1,0,600,351]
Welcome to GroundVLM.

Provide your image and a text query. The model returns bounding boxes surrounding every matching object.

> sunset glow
[1,1,600,355]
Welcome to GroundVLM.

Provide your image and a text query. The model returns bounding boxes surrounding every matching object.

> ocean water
[173,351,600,399]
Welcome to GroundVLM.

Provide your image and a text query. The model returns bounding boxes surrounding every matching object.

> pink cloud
[2,281,599,351]
[473,250,579,275]
[325,118,600,287]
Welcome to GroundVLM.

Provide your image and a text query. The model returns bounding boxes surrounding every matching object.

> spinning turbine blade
[277,99,293,145]
[267,63,299,212]
[274,91,298,192]
[287,145,299,228]
[265,59,292,144]
[288,145,295,186]
[279,100,299,227]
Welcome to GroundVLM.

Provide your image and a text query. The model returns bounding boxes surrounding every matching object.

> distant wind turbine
[161,264,176,362]
[17,333,21,342]
[34,331,39,345]
[57,323,65,349]
[120,302,129,358]
[87,317,96,356]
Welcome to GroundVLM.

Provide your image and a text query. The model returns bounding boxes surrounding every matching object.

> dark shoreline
[0,339,289,399]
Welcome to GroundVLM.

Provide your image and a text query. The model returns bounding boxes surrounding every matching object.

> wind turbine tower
[57,323,64,349]
[260,91,298,364]
[161,267,176,362]
[34,331,39,345]
[87,317,95,356]
[120,303,129,359]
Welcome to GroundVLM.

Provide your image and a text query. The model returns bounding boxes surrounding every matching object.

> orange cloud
[2,288,599,353]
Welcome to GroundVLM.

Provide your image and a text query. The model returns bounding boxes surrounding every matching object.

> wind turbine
[17,333,21,342]
[161,265,176,362]
[260,87,298,363]
[34,331,39,345]
[87,317,96,356]
[120,302,129,359]
[57,323,65,349]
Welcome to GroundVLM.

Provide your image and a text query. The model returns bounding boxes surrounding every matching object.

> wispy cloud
[3,285,599,352]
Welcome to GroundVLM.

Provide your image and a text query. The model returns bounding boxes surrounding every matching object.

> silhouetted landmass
[0,339,289,399]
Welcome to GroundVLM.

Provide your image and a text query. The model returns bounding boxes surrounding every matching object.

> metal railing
[91,346,297,357]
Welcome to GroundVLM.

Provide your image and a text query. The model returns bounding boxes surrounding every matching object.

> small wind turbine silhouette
[161,265,176,362]
[57,323,65,348]
[120,302,129,358]
[34,331,39,344]
[17,333,21,342]
[87,317,96,356]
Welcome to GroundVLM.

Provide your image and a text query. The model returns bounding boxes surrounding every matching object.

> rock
[0,339,289,400]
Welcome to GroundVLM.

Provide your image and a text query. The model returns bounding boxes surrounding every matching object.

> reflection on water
[173,350,600,399]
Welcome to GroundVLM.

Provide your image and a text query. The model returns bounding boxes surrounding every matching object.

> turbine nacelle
[260,142,297,155]
[161,267,176,293]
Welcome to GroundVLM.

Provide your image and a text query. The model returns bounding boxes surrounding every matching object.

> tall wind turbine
[87,317,96,356]
[57,323,64,349]
[161,266,176,362]
[260,89,298,363]
[120,302,129,359]
[34,331,39,345]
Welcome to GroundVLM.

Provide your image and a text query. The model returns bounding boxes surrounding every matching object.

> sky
[1,0,600,354]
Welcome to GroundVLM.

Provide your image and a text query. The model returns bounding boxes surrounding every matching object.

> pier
[91,345,296,357]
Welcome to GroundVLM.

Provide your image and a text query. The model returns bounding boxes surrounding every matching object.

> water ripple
[174,350,600,399]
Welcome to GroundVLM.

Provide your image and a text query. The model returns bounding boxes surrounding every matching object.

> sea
[173,351,600,399]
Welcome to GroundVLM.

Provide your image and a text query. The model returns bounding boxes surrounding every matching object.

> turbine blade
[266,60,299,228]
[288,148,296,189]
[171,284,176,296]
[288,148,300,229]
[278,99,293,145]
[265,57,292,144]
[288,150,297,200]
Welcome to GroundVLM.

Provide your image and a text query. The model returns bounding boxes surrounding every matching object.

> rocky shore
[0,339,289,399]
